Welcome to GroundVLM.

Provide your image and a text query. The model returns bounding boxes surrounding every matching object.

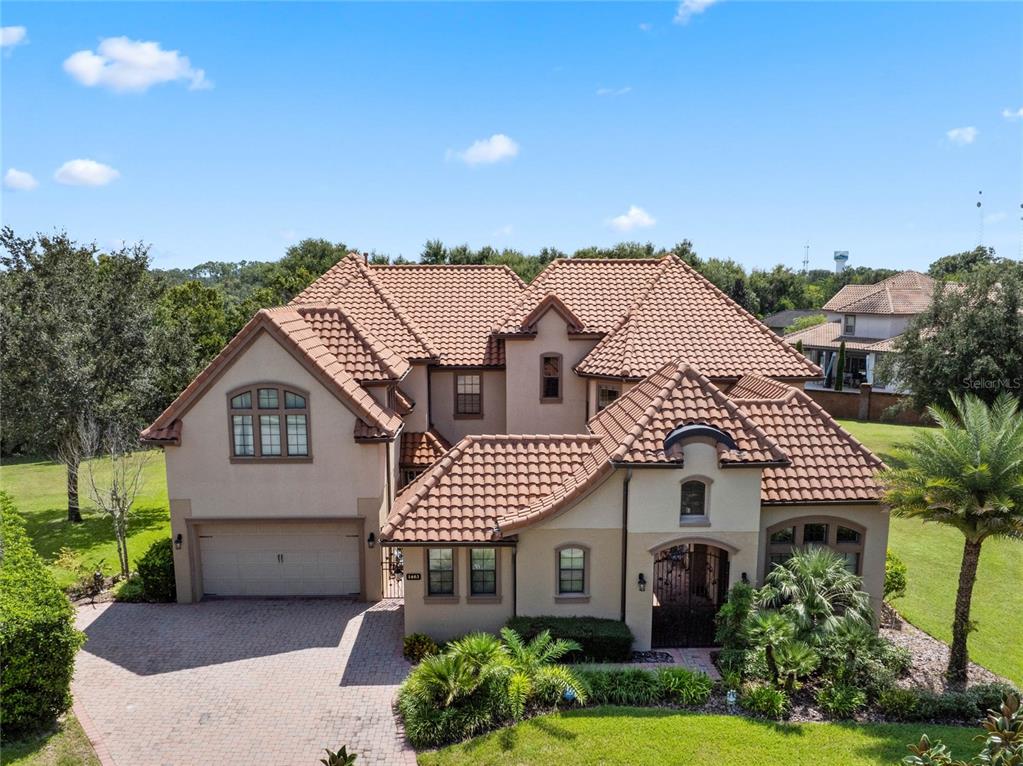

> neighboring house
[785,270,936,393]
[143,253,888,650]
[761,309,821,335]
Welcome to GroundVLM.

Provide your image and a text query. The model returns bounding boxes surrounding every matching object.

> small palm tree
[759,547,873,639]
[774,640,820,692]
[881,392,1023,684]
[743,610,795,684]
[498,628,587,718]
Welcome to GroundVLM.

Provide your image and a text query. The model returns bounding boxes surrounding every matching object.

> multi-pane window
[843,314,856,335]
[558,547,585,594]
[400,467,424,488]
[765,519,865,575]
[229,385,309,459]
[680,480,707,519]
[596,384,621,412]
[469,548,497,596]
[455,374,482,417]
[427,548,455,596]
[541,354,561,401]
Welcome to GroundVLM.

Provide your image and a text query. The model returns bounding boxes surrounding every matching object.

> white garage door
[198,522,361,597]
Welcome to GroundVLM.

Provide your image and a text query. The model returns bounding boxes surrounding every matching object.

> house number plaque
[405,573,422,581]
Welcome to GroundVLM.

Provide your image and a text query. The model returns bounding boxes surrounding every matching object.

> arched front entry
[651,542,730,648]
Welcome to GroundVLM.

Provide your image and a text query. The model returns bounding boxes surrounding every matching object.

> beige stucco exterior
[164,330,391,603]
[504,310,598,434]
[428,368,507,442]
[401,364,430,433]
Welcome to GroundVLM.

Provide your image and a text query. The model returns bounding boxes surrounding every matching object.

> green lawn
[0,715,100,766]
[0,453,170,588]
[419,708,977,766]
[839,419,1023,687]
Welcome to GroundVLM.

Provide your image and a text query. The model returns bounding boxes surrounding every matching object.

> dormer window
[229,385,310,461]
[540,354,562,402]
[843,314,856,335]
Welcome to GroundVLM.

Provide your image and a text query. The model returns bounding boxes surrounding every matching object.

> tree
[880,393,1023,684]
[880,264,1023,411]
[834,341,847,392]
[927,245,999,280]
[262,238,349,303]
[79,419,152,578]
[785,314,827,334]
[152,281,231,402]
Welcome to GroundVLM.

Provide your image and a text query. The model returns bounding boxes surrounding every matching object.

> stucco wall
[824,312,912,338]
[429,368,507,442]
[401,364,430,433]
[401,546,515,640]
[504,311,598,434]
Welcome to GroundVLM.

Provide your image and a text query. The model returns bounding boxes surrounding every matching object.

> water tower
[833,251,849,274]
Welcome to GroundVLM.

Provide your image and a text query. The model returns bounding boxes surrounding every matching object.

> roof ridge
[383,437,471,538]
[550,257,666,265]
[372,263,527,286]
[296,305,409,380]
[350,255,441,359]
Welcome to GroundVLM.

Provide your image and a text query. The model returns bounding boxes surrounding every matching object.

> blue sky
[2,2,1021,272]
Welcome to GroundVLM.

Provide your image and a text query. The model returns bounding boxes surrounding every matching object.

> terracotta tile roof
[297,306,410,382]
[784,321,891,352]
[822,271,935,315]
[381,434,600,543]
[140,420,181,445]
[729,375,885,504]
[394,387,415,416]
[399,429,452,467]
[142,307,403,444]
[575,257,821,380]
[291,255,438,361]
[370,264,526,366]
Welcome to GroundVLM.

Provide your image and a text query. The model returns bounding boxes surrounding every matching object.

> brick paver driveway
[73,599,415,766]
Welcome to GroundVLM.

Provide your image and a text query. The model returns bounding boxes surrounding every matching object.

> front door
[651,543,729,648]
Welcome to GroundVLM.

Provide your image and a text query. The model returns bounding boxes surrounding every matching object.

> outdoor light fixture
[741,572,749,584]
[637,573,647,592]
[367,532,376,549]
[174,533,183,550]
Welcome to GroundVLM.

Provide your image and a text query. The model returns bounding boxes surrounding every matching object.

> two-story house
[143,253,888,649]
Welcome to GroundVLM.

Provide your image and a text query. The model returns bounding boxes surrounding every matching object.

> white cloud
[448,134,519,166]
[4,168,38,190]
[609,205,656,232]
[596,86,632,97]
[1,26,27,49]
[674,0,720,24]
[946,126,977,145]
[639,22,653,31]
[983,211,1007,225]
[493,224,514,237]
[63,37,211,93]
[1002,106,1023,120]
[54,159,120,186]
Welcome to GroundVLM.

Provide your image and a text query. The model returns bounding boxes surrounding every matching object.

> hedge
[505,616,633,662]
[137,538,176,602]
[0,492,86,740]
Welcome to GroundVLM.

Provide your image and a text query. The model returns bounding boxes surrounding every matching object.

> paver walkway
[73,599,415,766]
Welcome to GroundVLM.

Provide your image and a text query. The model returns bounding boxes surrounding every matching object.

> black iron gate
[651,543,729,648]
[381,547,404,599]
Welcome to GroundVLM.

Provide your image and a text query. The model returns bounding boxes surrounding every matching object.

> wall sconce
[367,532,376,549]
[174,533,183,550]
[741,572,749,584]
[637,573,646,592]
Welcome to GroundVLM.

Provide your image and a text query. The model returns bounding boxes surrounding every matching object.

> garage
[194,520,363,598]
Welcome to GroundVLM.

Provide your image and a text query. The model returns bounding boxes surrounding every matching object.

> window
[843,314,856,335]
[557,547,586,594]
[427,548,455,596]
[228,385,310,460]
[540,354,562,402]
[469,548,497,596]
[765,518,865,576]
[596,383,621,412]
[454,374,482,417]
[680,480,708,520]
[400,467,424,488]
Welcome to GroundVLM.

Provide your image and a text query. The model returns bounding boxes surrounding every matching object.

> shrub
[114,574,147,602]
[877,686,920,721]
[403,633,439,663]
[0,494,87,740]
[576,668,660,707]
[657,667,713,707]
[816,624,909,699]
[774,640,819,692]
[135,538,176,602]
[902,693,1022,766]
[913,689,978,722]
[504,616,633,663]
[885,551,908,602]
[816,682,867,719]
[740,682,788,719]
[320,745,357,766]
[717,646,770,681]
[714,582,757,650]
[968,682,1020,715]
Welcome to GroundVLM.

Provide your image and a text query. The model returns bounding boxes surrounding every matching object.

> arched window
[765,517,866,575]
[228,384,310,461]
[680,479,709,522]
[555,545,588,597]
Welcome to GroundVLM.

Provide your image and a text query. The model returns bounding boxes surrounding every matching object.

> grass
[0,715,101,766]
[839,419,1023,687]
[419,707,978,766]
[0,453,170,588]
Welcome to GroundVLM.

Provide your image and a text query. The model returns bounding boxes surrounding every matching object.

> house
[785,271,936,393]
[761,309,821,335]
[143,253,888,650]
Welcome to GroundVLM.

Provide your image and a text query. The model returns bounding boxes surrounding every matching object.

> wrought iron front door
[651,543,729,648]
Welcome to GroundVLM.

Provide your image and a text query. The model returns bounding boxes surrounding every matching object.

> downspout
[619,467,632,622]
[385,440,393,509]
[512,548,518,617]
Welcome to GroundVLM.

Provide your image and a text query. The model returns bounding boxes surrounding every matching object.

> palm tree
[498,628,587,717]
[881,392,1023,684]
[759,547,873,640]
[743,610,795,684]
